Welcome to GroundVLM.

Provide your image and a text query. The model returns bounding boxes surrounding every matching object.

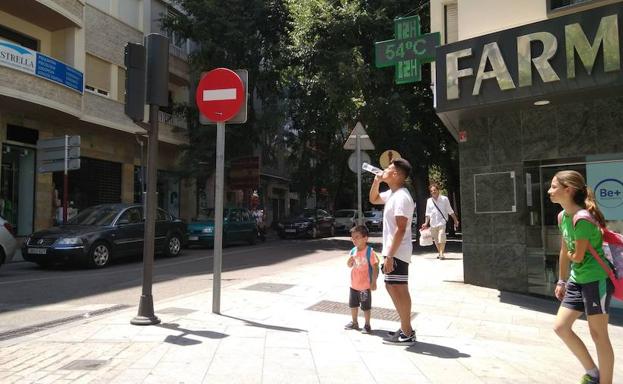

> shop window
[85,54,111,97]
[473,171,517,213]
[0,25,38,51]
[1,144,35,236]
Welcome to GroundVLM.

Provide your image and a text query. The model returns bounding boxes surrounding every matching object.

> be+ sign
[195,68,244,122]
[375,16,440,84]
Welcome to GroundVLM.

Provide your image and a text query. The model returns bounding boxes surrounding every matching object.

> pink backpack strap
[572,209,599,228]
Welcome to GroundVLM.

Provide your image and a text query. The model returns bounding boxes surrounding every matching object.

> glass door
[1,144,35,236]
[526,159,623,307]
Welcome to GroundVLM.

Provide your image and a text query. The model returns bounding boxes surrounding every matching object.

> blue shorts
[562,279,613,316]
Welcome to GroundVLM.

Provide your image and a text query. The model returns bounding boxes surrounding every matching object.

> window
[444,3,458,44]
[0,25,38,51]
[85,54,110,97]
[549,0,593,10]
[119,207,142,224]
[87,0,111,13]
[118,0,140,28]
[117,67,126,103]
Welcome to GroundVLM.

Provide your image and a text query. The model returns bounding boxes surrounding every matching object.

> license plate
[188,236,198,241]
[28,248,47,255]
[285,229,296,233]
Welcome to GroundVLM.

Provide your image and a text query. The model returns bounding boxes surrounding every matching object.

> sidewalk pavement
[1,244,622,384]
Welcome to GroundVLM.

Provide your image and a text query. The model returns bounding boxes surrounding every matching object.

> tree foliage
[161,0,291,180]
[163,0,459,218]
[283,0,458,216]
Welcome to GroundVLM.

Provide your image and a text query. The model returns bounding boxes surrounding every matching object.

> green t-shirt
[559,212,607,284]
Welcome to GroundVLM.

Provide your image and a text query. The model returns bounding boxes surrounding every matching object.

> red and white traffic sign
[195,68,244,122]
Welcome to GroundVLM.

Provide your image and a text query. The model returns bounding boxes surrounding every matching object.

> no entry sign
[196,68,244,122]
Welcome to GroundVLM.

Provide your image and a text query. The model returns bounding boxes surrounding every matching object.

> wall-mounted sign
[375,16,440,84]
[0,39,83,94]
[435,3,622,112]
[587,161,623,220]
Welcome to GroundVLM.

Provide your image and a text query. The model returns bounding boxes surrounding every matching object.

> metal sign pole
[213,121,225,314]
[63,135,68,224]
[131,104,160,325]
[356,134,362,225]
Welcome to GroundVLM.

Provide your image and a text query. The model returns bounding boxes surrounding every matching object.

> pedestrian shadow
[157,322,228,346]
[220,314,308,333]
[406,341,471,359]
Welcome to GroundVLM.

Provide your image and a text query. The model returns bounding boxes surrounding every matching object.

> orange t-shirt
[350,247,378,291]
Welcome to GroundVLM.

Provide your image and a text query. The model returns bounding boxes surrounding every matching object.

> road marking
[203,88,236,101]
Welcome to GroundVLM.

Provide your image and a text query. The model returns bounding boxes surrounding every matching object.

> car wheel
[88,241,111,268]
[165,234,182,257]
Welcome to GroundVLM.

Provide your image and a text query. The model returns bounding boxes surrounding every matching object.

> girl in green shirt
[548,170,614,384]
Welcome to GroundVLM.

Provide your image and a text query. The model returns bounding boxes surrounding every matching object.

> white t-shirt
[425,195,454,228]
[380,188,415,263]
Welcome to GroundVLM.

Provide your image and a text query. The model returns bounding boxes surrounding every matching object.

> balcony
[0,66,82,118]
[0,0,83,30]
[159,111,188,130]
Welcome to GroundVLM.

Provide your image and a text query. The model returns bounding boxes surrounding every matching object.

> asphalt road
[0,235,359,338]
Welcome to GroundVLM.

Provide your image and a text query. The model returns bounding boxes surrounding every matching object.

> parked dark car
[187,208,257,248]
[364,210,383,232]
[277,208,335,239]
[22,203,186,268]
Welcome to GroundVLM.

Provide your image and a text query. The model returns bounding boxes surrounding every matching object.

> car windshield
[69,206,120,226]
[334,211,355,218]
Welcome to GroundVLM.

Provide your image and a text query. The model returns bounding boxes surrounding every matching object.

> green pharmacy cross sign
[375,16,440,84]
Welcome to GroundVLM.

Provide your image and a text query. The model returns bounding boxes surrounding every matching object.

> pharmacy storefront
[434,3,623,297]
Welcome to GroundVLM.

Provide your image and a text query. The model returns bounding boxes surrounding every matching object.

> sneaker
[361,324,372,334]
[579,374,599,384]
[387,328,401,338]
[398,330,416,343]
[344,321,360,330]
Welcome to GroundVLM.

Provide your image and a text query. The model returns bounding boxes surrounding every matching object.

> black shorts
[562,279,614,315]
[382,257,409,285]
[349,287,372,311]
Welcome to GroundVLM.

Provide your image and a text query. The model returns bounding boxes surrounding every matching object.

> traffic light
[124,42,146,122]
[145,34,169,107]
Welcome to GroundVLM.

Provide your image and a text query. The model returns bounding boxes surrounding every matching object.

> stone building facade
[0,0,194,244]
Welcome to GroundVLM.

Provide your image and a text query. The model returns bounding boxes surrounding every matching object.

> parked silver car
[0,216,18,268]
[333,209,357,233]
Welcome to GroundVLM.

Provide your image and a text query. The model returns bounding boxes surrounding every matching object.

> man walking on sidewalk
[421,183,459,260]
[369,158,416,343]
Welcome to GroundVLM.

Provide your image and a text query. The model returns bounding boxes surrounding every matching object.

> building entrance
[0,144,35,236]
[525,158,623,307]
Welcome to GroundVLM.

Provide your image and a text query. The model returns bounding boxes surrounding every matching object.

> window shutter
[86,54,110,92]
[445,4,458,44]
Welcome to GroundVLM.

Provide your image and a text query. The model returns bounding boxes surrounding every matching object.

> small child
[344,225,379,334]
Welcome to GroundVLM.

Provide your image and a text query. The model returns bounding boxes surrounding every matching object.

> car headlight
[56,237,83,245]
[202,227,214,234]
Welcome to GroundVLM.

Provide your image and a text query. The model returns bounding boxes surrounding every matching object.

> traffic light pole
[212,121,225,314]
[131,104,161,326]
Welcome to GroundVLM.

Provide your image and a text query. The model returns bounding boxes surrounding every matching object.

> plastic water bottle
[362,162,383,175]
